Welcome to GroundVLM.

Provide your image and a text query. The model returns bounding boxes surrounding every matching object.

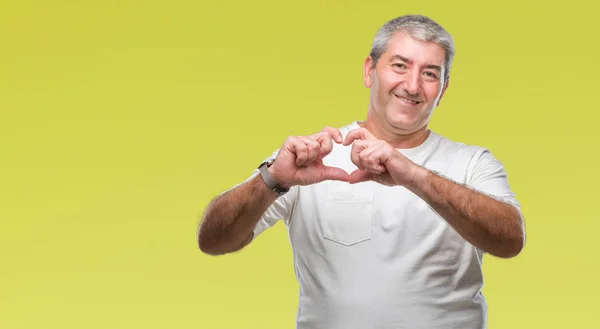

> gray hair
[369,15,455,83]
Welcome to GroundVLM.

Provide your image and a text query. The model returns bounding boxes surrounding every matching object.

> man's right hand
[268,127,350,187]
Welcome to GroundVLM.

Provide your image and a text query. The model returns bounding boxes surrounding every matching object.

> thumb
[348,169,374,184]
[320,166,349,182]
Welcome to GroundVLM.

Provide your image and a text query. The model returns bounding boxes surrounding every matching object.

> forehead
[382,31,445,66]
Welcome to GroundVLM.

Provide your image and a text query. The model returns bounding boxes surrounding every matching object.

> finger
[350,140,369,170]
[321,126,343,144]
[309,128,338,158]
[298,137,321,166]
[348,169,374,184]
[320,166,349,182]
[316,133,333,158]
[343,128,376,146]
[352,144,379,172]
[361,143,388,174]
[356,142,380,173]
[287,137,309,167]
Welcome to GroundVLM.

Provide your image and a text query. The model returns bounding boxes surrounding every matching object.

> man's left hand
[342,128,424,187]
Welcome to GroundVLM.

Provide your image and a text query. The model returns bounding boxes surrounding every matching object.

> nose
[403,70,420,96]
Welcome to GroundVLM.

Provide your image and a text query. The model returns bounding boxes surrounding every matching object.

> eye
[392,63,407,69]
[389,63,408,73]
[423,71,439,80]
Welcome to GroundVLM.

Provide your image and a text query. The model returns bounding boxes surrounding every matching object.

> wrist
[267,166,291,189]
[258,160,290,197]
[404,163,430,191]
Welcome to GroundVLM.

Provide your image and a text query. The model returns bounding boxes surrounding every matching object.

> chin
[386,114,420,132]
[387,106,431,132]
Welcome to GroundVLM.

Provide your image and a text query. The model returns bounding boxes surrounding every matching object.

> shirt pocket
[322,186,374,246]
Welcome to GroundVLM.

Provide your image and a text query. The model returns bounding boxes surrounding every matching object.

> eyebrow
[390,54,442,72]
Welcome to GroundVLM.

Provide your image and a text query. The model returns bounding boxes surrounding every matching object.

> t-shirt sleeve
[224,150,297,240]
[466,148,521,211]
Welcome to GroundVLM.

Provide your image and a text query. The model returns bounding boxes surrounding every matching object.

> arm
[405,166,525,258]
[344,128,526,259]
[198,174,278,256]
[198,127,349,256]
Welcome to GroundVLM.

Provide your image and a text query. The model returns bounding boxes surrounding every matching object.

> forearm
[406,166,525,258]
[198,174,278,255]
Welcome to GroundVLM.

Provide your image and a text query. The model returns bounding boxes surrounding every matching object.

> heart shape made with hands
[271,126,405,188]
[339,127,401,186]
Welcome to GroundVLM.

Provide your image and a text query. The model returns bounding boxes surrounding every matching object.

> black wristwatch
[258,159,290,197]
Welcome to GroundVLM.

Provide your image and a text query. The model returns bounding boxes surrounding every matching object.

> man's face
[364,31,448,135]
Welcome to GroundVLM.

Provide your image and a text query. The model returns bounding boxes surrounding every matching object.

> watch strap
[258,160,289,197]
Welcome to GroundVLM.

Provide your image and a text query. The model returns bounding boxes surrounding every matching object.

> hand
[268,127,350,187]
[343,128,421,186]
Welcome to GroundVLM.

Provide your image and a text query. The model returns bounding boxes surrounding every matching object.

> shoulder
[428,132,509,182]
[432,132,489,160]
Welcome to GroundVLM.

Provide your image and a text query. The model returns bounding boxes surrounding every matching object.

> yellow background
[1,0,597,328]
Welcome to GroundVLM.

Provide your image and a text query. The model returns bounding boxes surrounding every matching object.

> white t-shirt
[246,121,520,329]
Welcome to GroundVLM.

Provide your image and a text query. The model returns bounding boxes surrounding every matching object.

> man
[198,14,526,329]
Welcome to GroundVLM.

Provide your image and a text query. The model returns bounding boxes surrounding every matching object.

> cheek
[424,83,442,101]
[379,72,399,90]
[376,75,398,101]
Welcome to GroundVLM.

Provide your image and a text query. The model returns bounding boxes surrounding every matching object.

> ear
[436,77,450,106]
[363,56,374,88]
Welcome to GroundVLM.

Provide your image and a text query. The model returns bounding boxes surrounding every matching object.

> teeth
[396,95,419,104]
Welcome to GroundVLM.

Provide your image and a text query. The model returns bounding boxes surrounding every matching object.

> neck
[357,117,431,149]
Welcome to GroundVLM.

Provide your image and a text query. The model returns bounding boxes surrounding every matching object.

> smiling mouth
[394,94,421,106]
